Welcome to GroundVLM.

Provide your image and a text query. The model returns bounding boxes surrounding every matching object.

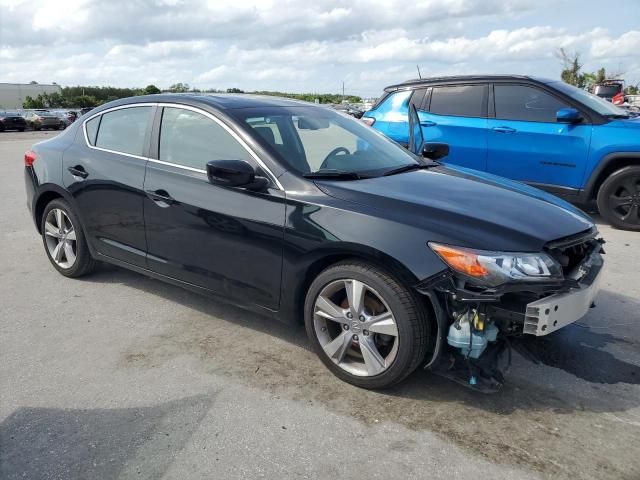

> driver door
[143,106,286,310]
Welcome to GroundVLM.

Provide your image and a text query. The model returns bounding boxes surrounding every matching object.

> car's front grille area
[544,227,598,277]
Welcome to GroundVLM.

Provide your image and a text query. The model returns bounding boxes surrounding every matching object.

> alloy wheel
[313,279,399,377]
[608,175,640,226]
[44,208,77,269]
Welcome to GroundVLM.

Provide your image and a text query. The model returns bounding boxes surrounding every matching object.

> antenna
[416,65,422,79]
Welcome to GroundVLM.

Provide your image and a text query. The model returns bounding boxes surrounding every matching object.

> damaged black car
[25,94,604,391]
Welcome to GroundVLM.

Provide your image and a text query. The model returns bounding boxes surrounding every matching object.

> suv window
[429,85,486,117]
[494,84,569,122]
[159,107,253,170]
[95,106,152,156]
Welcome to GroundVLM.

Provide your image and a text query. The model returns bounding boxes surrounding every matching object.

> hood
[315,164,594,252]
[610,115,640,128]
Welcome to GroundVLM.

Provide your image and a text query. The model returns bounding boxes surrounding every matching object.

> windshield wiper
[382,162,438,177]
[303,169,364,180]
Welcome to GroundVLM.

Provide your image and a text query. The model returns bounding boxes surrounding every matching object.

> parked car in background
[592,80,624,103]
[64,111,78,123]
[53,112,71,129]
[363,75,640,230]
[24,111,61,130]
[79,107,94,116]
[0,111,27,132]
[329,103,364,118]
[24,94,604,390]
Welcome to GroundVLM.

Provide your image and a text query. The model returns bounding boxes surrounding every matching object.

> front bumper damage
[417,231,605,392]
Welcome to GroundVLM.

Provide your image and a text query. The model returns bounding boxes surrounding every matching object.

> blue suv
[363,75,640,230]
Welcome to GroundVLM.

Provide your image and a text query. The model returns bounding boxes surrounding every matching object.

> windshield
[230,106,419,177]
[550,81,628,117]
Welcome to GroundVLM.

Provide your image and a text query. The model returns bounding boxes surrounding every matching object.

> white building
[0,83,62,110]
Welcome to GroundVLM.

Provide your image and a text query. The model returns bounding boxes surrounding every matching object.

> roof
[384,75,558,91]
[117,93,312,110]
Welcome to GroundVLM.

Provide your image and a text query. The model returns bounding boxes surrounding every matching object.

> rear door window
[95,106,153,156]
[429,85,486,117]
[494,84,569,123]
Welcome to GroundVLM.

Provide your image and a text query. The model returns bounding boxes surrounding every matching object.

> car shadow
[0,395,214,480]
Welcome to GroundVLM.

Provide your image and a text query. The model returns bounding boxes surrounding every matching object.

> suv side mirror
[422,142,449,160]
[556,107,582,123]
[206,160,268,190]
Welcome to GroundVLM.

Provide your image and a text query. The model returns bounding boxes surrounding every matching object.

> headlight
[429,242,563,287]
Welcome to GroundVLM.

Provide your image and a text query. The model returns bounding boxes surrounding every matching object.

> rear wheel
[41,199,96,277]
[305,260,429,389]
[597,166,640,231]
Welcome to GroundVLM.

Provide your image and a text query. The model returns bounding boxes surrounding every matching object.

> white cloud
[1,0,639,95]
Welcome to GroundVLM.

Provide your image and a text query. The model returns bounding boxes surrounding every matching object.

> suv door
[487,83,592,189]
[63,105,155,267]
[143,105,285,309]
[420,84,488,170]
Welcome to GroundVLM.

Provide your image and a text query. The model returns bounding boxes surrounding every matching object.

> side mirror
[422,142,449,160]
[556,107,582,123]
[206,160,268,190]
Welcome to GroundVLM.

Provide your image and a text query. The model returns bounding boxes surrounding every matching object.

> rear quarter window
[84,116,100,146]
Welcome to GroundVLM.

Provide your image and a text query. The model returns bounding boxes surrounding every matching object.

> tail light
[24,150,37,167]
[612,92,625,105]
[361,117,376,127]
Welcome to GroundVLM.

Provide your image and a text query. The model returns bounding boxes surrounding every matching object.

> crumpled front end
[417,228,605,392]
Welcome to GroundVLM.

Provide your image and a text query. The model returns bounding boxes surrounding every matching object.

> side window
[95,106,152,156]
[159,107,253,170]
[494,85,568,122]
[376,89,412,119]
[408,88,428,110]
[429,85,486,117]
[84,116,100,145]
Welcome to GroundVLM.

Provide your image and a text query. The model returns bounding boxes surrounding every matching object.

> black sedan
[0,111,27,132]
[23,94,604,390]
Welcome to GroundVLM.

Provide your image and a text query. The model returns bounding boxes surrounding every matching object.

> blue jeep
[363,75,640,230]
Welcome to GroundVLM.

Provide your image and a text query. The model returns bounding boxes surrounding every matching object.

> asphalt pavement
[1,131,639,479]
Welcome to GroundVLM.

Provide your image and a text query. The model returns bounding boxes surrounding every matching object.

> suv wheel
[304,260,429,389]
[597,165,640,231]
[41,199,96,277]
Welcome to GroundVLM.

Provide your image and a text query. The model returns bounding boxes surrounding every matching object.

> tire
[596,165,640,231]
[18,128,25,132]
[304,260,430,389]
[41,199,96,277]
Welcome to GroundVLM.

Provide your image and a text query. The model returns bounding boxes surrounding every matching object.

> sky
[1,0,639,98]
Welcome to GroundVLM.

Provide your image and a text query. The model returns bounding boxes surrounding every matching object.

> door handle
[67,165,89,179]
[492,126,517,133]
[146,189,177,206]
[420,121,436,127]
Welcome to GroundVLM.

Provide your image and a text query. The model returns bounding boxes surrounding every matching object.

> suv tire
[597,165,640,231]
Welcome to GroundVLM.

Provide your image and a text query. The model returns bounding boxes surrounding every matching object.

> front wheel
[41,199,96,277]
[305,261,430,389]
[597,166,640,231]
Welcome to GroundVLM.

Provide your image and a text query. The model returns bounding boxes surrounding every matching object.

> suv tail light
[24,150,37,167]
[360,117,375,127]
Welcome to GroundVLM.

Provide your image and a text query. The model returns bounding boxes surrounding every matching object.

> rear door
[487,83,592,189]
[419,84,488,170]
[143,105,285,309]
[62,105,154,267]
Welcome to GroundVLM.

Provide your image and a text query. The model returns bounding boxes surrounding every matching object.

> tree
[226,87,244,93]
[23,95,45,109]
[626,84,639,95]
[29,80,38,84]
[143,84,161,95]
[556,48,585,87]
[168,83,190,93]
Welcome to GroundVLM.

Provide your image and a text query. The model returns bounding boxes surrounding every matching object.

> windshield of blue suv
[550,81,629,118]
[231,106,420,177]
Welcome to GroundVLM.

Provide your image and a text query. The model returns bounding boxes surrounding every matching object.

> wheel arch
[33,185,78,234]
[584,153,640,200]
[284,244,436,325]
